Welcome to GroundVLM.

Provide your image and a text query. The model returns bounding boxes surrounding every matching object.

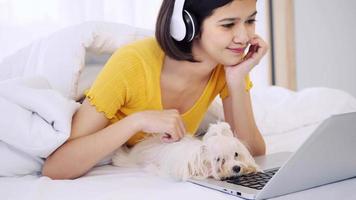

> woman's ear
[194,30,202,39]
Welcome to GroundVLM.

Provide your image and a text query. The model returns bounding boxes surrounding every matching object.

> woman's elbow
[253,146,266,157]
[253,140,266,157]
[41,157,81,180]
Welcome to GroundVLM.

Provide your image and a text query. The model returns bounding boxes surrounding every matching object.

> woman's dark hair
[155,0,234,62]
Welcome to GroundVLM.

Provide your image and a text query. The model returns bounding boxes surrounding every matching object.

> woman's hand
[224,35,269,88]
[132,109,186,143]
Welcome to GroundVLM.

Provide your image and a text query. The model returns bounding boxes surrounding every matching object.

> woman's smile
[226,47,246,54]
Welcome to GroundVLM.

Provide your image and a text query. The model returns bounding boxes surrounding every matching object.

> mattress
[1,123,355,200]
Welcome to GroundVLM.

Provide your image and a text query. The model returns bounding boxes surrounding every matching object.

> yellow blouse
[86,37,253,146]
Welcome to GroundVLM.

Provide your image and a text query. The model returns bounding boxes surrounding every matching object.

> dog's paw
[244,164,261,174]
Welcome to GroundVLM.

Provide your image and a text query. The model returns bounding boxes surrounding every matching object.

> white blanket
[0,76,79,176]
[0,22,153,177]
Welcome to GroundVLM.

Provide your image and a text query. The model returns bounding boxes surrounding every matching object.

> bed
[1,123,356,200]
[1,22,356,200]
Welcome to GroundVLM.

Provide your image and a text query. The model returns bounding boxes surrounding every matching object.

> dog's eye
[234,152,239,158]
[216,158,220,162]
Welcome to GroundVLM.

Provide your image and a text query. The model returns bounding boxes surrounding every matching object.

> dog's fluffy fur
[112,122,260,181]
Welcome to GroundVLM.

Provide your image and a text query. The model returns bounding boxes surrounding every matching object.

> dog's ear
[184,144,212,180]
[203,122,234,140]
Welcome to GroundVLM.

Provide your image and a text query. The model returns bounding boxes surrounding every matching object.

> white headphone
[170,0,197,42]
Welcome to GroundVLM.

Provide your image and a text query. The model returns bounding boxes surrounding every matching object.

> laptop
[188,112,356,199]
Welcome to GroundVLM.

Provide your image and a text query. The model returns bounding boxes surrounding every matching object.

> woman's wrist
[126,112,145,133]
[226,76,247,92]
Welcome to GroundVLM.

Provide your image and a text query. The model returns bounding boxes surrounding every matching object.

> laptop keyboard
[224,168,279,190]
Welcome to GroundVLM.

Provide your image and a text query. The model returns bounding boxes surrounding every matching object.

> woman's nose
[232,25,249,44]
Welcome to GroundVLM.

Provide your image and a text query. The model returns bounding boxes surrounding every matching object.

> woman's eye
[246,19,256,25]
[222,23,234,28]
[235,152,239,157]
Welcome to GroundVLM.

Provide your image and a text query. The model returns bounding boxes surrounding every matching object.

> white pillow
[199,86,356,136]
[252,87,356,135]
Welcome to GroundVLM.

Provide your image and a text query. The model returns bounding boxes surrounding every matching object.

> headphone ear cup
[183,10,198,42]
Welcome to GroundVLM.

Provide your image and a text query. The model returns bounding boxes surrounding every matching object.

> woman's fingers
[177,115,186,138]
[170,109,185,139]
[244,36,268,68]
[138,109,187,143]
[160,110,186,143]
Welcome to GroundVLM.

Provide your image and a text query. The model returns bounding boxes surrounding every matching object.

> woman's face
[195,0,257,66]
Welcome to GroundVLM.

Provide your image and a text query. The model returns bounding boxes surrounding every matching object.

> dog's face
[202,122,260,180]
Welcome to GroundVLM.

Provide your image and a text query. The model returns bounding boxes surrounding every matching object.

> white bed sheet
[1,123,355,200]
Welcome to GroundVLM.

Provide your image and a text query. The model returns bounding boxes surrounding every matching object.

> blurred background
[0,0,355,96]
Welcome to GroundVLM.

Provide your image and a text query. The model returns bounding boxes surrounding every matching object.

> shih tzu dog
[112,122,260,181]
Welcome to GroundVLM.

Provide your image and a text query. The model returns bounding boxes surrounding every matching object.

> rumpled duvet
[0,22,152,176]
[0,76,79,176]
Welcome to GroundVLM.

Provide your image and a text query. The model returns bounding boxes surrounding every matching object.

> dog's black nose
[232,165,241,173]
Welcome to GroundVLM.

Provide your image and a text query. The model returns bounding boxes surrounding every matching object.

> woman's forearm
[42,114,140,180]
[227,83,266,156]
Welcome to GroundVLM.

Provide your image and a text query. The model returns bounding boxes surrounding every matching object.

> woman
[42,0,268,179]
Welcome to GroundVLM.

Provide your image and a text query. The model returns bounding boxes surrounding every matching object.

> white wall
[293,0,356,97]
